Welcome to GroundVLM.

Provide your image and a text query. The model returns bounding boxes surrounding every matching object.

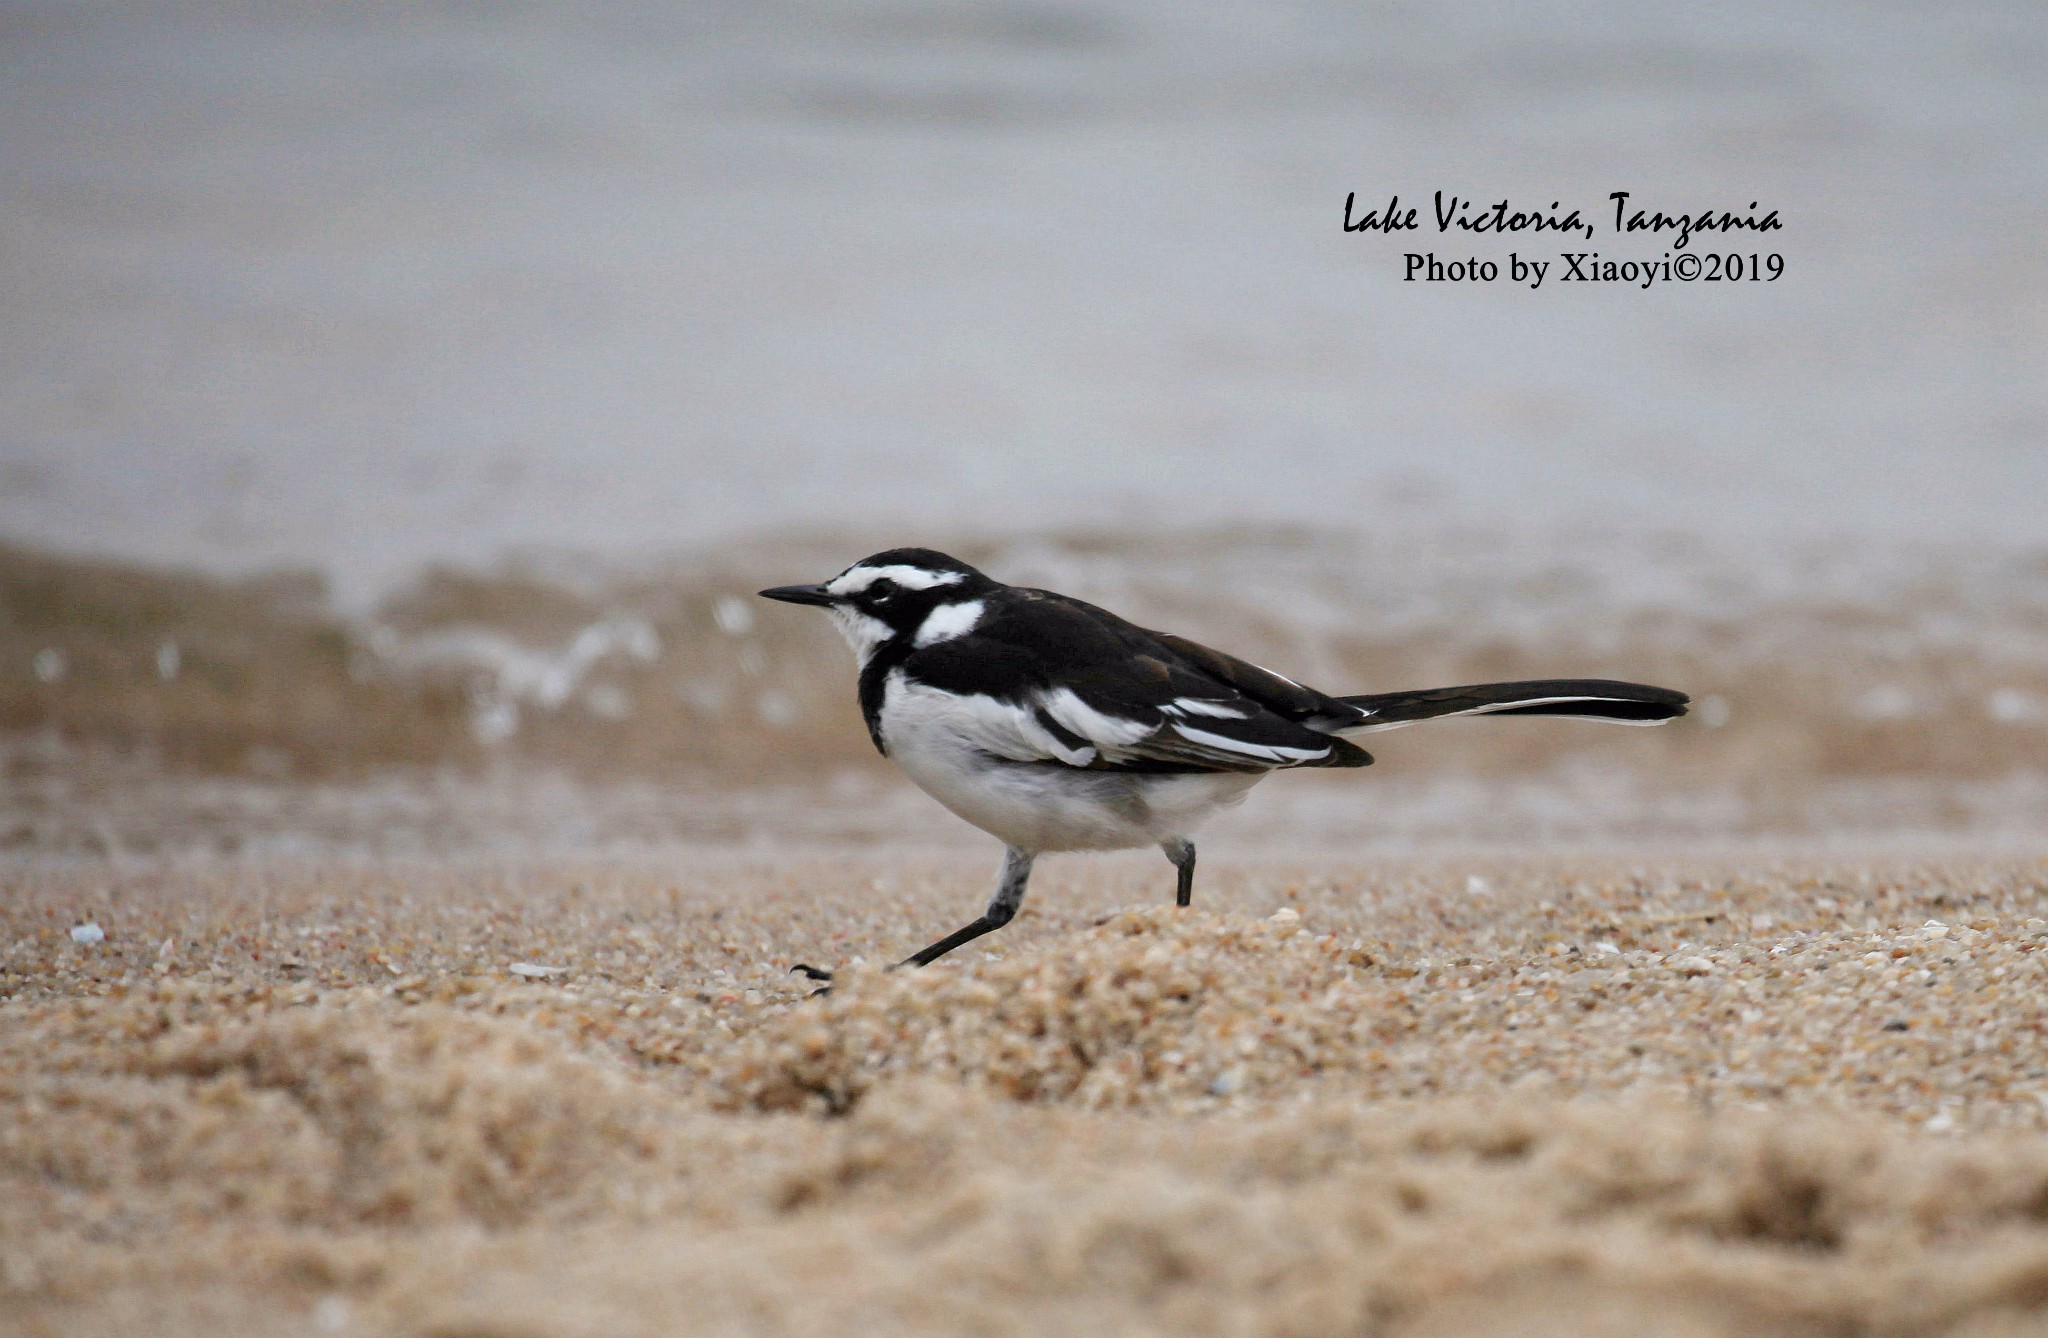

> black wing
[901,591,1371,773]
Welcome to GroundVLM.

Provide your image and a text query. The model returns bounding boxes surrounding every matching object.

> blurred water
[0,1,2042,601]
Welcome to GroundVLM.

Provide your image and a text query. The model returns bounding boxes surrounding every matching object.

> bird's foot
[791,962,834,997]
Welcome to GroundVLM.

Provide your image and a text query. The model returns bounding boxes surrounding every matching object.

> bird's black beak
[758,583,836,607]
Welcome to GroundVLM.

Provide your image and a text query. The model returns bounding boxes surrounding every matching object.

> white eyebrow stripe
[913,599,986,648]
[826,564,966,596]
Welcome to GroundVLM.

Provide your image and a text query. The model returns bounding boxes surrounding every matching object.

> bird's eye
[869,580,897,603]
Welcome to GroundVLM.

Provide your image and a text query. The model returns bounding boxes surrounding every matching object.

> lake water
[1,0,2042,602]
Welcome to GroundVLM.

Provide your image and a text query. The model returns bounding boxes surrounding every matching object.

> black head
[759,549,996,660]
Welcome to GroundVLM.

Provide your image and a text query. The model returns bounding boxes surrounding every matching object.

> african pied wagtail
[761,548,1687,977]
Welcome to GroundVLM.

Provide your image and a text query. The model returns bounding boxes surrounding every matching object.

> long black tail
[1334,679,1688,733]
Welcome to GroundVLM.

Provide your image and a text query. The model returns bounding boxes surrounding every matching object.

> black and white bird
[760,549,1686,977]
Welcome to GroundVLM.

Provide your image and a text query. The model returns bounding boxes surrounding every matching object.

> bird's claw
[791,962,834,996]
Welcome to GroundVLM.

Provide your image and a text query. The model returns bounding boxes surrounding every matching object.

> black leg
[898,846,1035,968]
[1162,839,1196,907]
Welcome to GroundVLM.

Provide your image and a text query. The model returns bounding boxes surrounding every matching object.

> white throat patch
[913,599,986,648]
[827,605,893,666]
[826,564,965,597]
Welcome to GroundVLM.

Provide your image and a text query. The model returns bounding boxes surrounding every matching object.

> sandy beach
[8,842,2048,1336]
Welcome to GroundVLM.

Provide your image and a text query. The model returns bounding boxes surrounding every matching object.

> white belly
[880,677,1265,852]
